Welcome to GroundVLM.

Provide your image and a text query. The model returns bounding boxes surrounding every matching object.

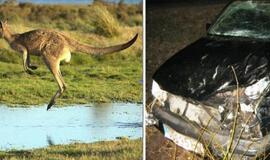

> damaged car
[151,0,270,158]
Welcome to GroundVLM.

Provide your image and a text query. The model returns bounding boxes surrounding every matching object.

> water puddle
[0,103,142,150]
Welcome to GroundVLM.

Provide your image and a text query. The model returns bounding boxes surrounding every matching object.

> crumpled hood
[151,36,270,157]
[153,37,270,101]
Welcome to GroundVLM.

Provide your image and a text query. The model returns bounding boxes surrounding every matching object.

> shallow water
[0,103,142,150]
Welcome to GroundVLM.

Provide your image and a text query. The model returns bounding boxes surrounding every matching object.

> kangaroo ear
[0,20,7,27]
[0,21,4,28]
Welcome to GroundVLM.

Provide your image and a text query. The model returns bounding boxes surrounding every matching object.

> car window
[209,1,270,39]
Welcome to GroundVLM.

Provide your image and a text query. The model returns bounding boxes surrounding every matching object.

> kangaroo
[0,20,138,110]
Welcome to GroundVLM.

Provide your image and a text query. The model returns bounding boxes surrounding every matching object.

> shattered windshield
[209,1,270,39]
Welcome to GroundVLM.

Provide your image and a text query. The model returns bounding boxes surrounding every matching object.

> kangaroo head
[0,20,8,38]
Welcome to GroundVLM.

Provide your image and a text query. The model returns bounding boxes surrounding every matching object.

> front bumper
[150,80,270,158]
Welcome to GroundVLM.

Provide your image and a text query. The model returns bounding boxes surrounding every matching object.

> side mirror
[206,23,211,31]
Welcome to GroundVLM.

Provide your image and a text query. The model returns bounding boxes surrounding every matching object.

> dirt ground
[146,2,228,160]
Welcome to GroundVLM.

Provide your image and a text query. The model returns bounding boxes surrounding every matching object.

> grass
[0,52,142,105]
[92,4,120,37]
[0,2,143,106]
[0,139,142,160]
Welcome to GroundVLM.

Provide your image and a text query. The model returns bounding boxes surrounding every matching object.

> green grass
[0,139,142,160]
[0,51,142,105]
[0,2,143,106]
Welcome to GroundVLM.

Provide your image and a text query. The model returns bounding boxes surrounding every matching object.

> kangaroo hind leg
[43,57,66,110]
[27,54,38,70]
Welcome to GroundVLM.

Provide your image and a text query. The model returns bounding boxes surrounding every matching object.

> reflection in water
[91,103,113,128]
[115,122,142,128]
[0,103,142,150]
[46,136,54,146]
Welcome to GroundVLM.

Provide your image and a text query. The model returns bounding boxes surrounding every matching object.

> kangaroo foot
[29,64,38,70]
[47,100,55,110]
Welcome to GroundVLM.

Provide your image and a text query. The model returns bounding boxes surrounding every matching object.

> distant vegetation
[0,1,142,105]
[0,1,142,32]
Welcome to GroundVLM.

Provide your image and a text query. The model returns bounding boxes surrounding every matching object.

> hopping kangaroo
[0,20,138,110]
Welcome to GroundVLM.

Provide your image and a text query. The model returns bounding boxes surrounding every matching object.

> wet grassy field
[0,2,143,159]
[0,2,142,105]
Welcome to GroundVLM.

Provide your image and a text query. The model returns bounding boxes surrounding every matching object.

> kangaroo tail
[66,34,138,55]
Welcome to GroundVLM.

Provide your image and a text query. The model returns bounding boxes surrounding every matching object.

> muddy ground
[146,2,228,160]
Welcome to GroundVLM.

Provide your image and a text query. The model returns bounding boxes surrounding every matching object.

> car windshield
[209,1,270,39]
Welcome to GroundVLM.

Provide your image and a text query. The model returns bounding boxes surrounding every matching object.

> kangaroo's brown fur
[0,21,138,110]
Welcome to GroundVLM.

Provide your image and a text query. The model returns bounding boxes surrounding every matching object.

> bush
[92,4,120,37]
